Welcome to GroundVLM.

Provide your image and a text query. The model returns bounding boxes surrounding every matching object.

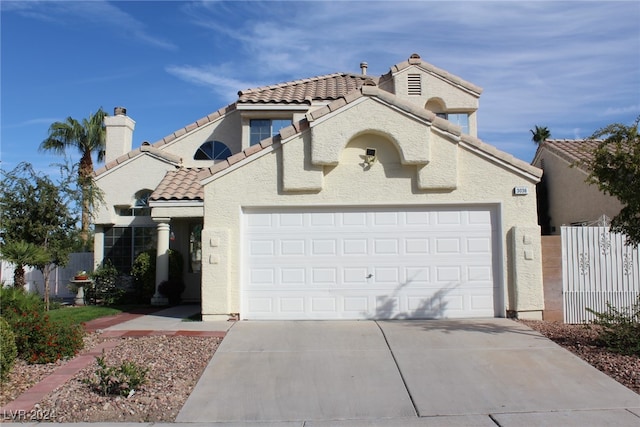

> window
[189,222,202,273]
[118,189,152,216]
[250,119,292,145]
[103,226,157,273]
[194,141,232,161]
[434,112,469,134]
[446,113,469,134]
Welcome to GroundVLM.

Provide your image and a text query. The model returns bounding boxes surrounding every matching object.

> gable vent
[407,74,422,95]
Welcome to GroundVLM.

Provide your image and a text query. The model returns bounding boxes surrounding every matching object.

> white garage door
[242,206,499,320]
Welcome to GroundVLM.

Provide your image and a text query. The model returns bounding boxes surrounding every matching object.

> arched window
[117,189,152,216]
[194,141,232,161]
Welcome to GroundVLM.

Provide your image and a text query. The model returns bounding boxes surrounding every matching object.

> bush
[9,310,85,364]
[587,296,640,356]
[0,286,84,364]
[86,350,148,396]
[0,317,17,382]
[158,279,185,305]
[87,260,125,305]
[131,249,185,304]
[131,250,156,303]
[0,286,44,318]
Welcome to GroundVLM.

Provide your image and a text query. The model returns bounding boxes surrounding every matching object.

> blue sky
[2,1,639,176]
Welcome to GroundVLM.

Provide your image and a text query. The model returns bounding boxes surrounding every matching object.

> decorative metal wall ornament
[623,252,633,276]
[578,252,590,276]
[600,232,611,256]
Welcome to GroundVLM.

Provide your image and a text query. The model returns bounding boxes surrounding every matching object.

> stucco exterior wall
[160,111,242,168]
[94,155,177,225]
[534,151,623,231]
[201,120,543,319]
[392,68,479,111]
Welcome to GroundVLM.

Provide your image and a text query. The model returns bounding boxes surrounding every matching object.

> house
[532,139,624,234]
[94,53,544,321]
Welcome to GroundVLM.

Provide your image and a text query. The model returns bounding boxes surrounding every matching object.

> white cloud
[165,64,258,102]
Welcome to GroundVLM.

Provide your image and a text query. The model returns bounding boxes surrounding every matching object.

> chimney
[104,106,135,164]
[360,62,368,75]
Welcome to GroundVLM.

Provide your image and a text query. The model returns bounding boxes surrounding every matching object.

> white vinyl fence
[1,252,94,301]
[562,226,640,323]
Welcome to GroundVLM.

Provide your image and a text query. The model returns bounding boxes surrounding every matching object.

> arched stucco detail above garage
[309,97,432,166]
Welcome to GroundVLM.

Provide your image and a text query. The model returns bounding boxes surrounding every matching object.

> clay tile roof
[536,139,602,166]
[150,168,204,202]
[238,73,376,104]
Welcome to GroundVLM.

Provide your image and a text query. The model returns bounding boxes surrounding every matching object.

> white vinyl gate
[562,226,640,323]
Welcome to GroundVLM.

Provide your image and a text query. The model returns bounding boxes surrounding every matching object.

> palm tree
[530,125,551,145]
[40,108,107,249]
[0,241,49,289]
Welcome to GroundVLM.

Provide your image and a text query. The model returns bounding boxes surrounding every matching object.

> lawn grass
[46,305,125,325]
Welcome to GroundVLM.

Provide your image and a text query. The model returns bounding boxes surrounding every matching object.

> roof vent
[360,62,368,75]
[407,74,422,95]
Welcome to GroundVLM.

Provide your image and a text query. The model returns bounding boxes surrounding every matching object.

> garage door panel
[281,297,304,312]
[243,207,499,319]
[310,212,335,226]
[280,239,305,255]
[250,240,275,256]
[312,239,337,255]
[343,239,368,255]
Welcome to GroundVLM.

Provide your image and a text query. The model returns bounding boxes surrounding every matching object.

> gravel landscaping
[521,320,640,395]
[1,333,221,422]
[1,320,638,422]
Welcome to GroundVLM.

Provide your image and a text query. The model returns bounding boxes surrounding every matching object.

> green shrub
[168,249,184,281]
[158,279,185,305]
[9,310,84,364]
[131,250,156,303]
[0,286,44,319]
[131,249,185,304]
[1,286,84,364]
[86,350,148,396]
[87,260,125,305]
[587,296,640,356]
[0,317,18,382]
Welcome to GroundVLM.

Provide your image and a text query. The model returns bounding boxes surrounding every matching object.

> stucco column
[151,218,170,306]
[510,226,545,320]
[93,225,104,270]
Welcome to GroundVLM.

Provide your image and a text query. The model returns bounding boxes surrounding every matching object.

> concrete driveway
[177,319,640,426]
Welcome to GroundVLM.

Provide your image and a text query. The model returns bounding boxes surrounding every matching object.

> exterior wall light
[364,147,377,167]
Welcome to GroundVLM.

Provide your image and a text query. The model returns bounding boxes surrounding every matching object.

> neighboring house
[532,139,624,234]
[94,53,544,320]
